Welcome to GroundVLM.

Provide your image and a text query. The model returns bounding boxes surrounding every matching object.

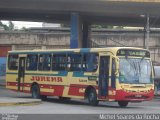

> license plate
[135,94,142,98]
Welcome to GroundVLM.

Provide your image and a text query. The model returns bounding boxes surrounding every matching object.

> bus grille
[125,95,149,99]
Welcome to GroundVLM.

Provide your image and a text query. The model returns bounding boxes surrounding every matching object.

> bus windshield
[119,58,152,84]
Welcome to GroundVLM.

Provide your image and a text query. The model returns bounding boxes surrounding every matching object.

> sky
[1,20,143,30]
[1,20,43,29]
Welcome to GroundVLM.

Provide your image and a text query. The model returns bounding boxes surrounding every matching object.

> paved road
[0,77,5,86]
[0,86,160,114]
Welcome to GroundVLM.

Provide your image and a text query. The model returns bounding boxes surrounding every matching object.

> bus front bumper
[115,90,154,102]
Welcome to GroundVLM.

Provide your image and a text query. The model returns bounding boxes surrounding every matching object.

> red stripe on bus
[108,95,116,99]
[68,84,85,96]
[69,85,115,90]
[7,82,31,87]
[38,84,64,96]
[68,86,84,96]
[40,92,55,96]
[68,84,98,97]
[7,82,64,96]
[98,96,107,99]
[108,87,116,90]
[8,89,30,93]
[68,84,116,97]
[42,85,64,96]
[7,82,17,86]
[115,90,154,101]
[23,90,30,93]
[69,84,98,89]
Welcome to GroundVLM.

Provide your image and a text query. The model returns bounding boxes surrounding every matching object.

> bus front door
[17,57,25,91]
[98,56,110,98]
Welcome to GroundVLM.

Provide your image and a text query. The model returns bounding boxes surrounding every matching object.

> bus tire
[118,101,128,107]
[87,89,99,106]
[31,84,40,99]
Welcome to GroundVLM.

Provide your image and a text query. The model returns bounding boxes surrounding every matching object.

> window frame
[52,53,67,71]
[81,52,99,72]
[38,54,52,71]
[26,54,38,71]
[67,53,82,72]
[8,54,19,70]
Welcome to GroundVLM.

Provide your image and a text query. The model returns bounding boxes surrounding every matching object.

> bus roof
[8,47,149,55]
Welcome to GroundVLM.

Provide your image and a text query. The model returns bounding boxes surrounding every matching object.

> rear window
[8,54,18,70]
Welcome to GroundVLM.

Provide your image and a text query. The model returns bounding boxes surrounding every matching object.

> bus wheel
[118,101,128,107]
[31,85,40,99]
[87,89,99,106]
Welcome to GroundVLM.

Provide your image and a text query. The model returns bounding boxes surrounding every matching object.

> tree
[21,27,27,31]
[8,21,14,31]
[115,26,124,29]
[0,21,14,31]
[91,24,114,29]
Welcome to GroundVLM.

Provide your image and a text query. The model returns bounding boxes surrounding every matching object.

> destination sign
[117,49,150,57]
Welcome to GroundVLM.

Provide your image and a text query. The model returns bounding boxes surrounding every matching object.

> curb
[0,100,42,107]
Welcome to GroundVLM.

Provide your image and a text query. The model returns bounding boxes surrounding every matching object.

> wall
[0,32,70,49]
[0,29,160,61]
[0,46,11,84]
[91,30,160,61]
[0,57,6,76]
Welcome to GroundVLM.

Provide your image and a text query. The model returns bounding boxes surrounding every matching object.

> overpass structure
[1,0,160,48]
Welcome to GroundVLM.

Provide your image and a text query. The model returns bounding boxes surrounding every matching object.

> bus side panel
[6,54,19,91]
[67,72,86,98]
[23,72,68,97]
[6,72,18,91]
[66,71,98,99]
[21,75,31,93]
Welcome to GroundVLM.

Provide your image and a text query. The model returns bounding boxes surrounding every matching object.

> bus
[6,47,154,107]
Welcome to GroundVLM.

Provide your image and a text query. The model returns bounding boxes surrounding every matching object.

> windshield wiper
[140,56,145,62]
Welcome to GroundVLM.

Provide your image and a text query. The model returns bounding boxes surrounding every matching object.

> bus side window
[44,54,51,71]
[8,54,18,70]
[68,54,81,71]
[38,54,51,71]
[26,54,38,71]
[52,55,57,70]
[66,56,71,71]
[52,54,66,71]
[82,53,98,72]
[38,55,43,70]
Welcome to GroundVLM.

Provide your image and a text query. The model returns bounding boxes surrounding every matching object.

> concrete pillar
[145,14,150,49]
[82,22,91,48]
[70,13,82,48]
[143,28,146,49]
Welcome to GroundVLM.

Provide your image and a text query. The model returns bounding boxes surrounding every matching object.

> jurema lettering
[31,76,63,82]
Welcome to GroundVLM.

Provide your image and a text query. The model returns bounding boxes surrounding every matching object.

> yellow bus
[6,47,154,107]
